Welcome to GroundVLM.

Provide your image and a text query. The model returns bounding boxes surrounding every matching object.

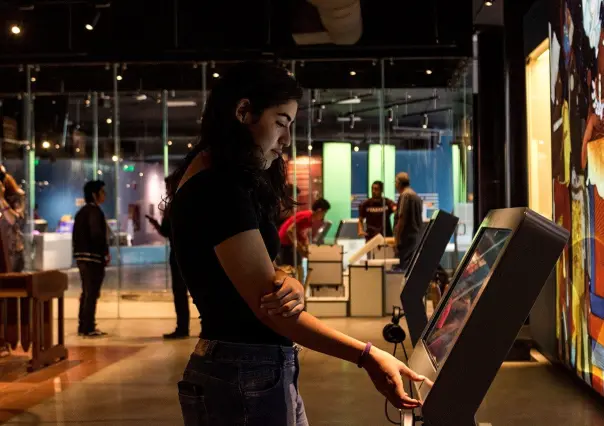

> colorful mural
[551,0,604,395]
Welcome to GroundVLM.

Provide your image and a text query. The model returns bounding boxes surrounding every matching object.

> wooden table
[0,270,68,371]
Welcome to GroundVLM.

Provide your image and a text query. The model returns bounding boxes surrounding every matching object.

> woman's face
[239,99,298,170]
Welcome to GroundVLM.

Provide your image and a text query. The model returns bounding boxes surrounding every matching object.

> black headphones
[382,306,407,344]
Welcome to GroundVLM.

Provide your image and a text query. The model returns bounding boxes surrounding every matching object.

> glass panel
[29,65,120,324]
[424,228,511,367]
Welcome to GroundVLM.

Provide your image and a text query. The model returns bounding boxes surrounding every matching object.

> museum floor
[1,317,603,426]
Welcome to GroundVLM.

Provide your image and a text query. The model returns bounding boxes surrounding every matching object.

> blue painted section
[593,341,604,371]
[351,151,368,218]
[394,135,454,215]
[590,292,604,320]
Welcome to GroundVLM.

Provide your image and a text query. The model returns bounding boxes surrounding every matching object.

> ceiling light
[467,145,473,151]
[106,118,112,124]
[350,70,357,76]
[116,75,123,81]
[76,148,81,153]
[139,172,144,177]
[86,12,100,31]
[485,0,493,5]
[10,25,21,35]
[354,146,360,152]
[167,100,197,107]
[41,141,50,149]
[55,144,60,149]
[112,155,118,162]
[30,77,36,82]
[168,140,173,146]
[212,72,220,78]
[85,99,91,106]
[336,116,362,123]
[422,114,429,129]
[97,170,103,175]
[426,69,433,75]
[337,96,361,105]
[187,143,193,149]
[308,145,313,151]
[135,94,148,101]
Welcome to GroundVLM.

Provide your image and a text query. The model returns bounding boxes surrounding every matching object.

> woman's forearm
[262,311,366,364]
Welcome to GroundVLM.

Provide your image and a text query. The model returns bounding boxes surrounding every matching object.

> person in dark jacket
[146,178,191,339]
[394,172,423,271]
[73,180,109,338]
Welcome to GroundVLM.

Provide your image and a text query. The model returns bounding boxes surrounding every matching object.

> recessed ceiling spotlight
[354,146,360,152]
[86,12,101,31]
[213,72,220,78]
[426,69,433,75]
[485,0,493,5]
[30,77,36,82]
[10,25,21,35]
[350,70,357,76]
[116,75,123,81]
[106,118,112,124]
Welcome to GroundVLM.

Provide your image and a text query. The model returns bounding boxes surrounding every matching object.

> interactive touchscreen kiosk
[406,208,569,426]
[401,210,459,346]
[313,220,332,245]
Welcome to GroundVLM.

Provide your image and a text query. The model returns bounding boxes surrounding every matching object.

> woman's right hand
[363,346,425,409]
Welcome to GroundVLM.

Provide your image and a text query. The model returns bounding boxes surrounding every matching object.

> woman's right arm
[215,229,424,409]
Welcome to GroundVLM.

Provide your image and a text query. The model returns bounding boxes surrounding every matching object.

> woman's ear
[235,99,251,124]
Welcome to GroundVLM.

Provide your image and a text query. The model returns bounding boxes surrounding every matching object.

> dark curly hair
[165,61,303,220]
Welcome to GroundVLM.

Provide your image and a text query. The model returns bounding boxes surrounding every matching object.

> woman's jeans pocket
[240,365,283,396]
[178,380,207,426]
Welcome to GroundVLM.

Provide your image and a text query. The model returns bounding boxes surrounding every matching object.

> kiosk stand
[401,210,459,346]
[305,244,347,317]
[402,208,568,426]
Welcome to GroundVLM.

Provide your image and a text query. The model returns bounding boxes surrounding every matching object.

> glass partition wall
[0,58,472,321]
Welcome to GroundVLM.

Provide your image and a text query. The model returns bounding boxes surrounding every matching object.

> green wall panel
[323,143,352,240]
[368,144,396,200]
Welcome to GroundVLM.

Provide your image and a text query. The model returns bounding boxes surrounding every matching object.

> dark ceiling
[0,0,474,89]
[0,0,474,161]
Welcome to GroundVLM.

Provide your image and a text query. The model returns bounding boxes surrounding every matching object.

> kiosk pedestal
[305,244,347,317]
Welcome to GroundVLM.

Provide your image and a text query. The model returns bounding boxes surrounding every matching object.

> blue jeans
[178,340,308,426]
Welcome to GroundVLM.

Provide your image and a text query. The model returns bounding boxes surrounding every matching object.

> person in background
[0,167,25,272]
[394,172,423,271]
[278,198,330,267]
[357,180,397,241]
[146,177,191,339]
[73,180,109,338]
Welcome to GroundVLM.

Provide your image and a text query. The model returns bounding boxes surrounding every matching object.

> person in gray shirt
[394,172,423,271]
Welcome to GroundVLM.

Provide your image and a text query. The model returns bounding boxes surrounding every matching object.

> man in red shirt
[278,198,331,266]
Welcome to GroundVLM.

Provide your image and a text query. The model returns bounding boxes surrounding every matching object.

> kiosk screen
[423,228,511,367]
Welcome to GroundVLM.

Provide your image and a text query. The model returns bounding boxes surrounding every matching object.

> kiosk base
[400,412,486,426]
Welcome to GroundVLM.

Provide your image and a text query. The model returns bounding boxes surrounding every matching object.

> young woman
[168,62,424,426]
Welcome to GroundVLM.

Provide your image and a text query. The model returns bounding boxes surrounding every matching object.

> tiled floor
[1,318,603,426]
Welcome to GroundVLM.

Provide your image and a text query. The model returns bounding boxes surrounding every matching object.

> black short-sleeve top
[170,169,292,346]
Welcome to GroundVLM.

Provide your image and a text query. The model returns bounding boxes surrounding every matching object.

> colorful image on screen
[423,228,512,367]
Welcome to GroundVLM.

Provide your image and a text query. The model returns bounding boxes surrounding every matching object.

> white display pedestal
[349,258,399,317]
[305,244,348,318]
[33,232,73,271]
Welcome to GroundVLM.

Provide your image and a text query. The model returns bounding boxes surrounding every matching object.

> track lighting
[422,114,429,129]
[10,24,21,35]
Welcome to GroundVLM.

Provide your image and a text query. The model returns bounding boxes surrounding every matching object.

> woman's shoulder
[174,169,254,209]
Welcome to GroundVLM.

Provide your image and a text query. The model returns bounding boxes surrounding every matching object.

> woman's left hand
[260,271,305,317]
